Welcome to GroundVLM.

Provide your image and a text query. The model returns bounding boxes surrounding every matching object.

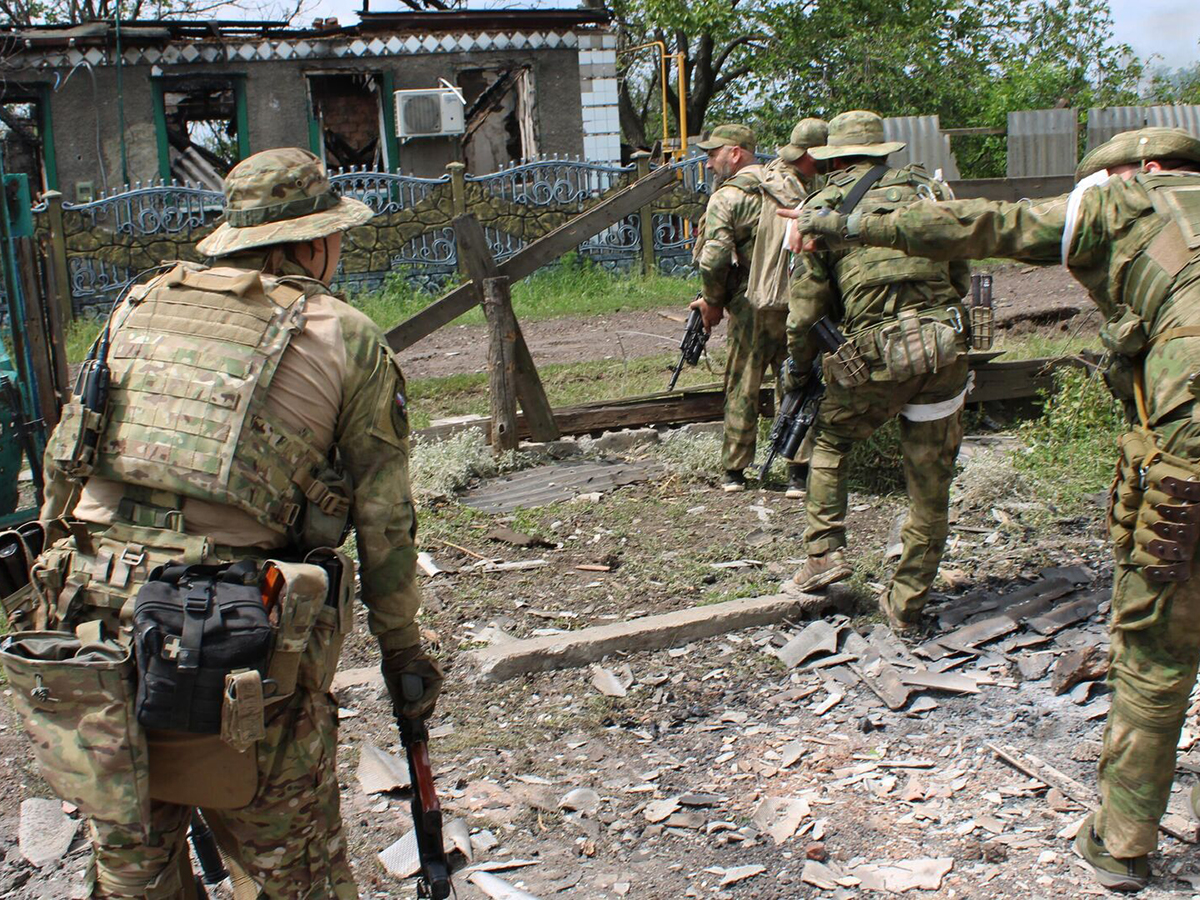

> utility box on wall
[394,88,465,140]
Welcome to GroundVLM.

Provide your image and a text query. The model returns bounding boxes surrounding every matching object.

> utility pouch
[132,561,273,735]
[1108,430,1155,545]
[823,339,869,388]
[263,559,331,696]
[291,462,352,553]
[875,309,961,382]
[969,306,995,351]
[0,521,49,628]
[221,669,267,753]
[46,400,105,480]
[299,549,355,693]
[0,624,150,836]
[1129,444,1200,582]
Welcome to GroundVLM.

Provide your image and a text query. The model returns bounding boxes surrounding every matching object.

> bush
[409,429,534,501]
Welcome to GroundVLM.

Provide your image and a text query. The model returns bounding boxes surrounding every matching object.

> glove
[381,644,445,720]
[780,358,809,395]
[794,208,862,249]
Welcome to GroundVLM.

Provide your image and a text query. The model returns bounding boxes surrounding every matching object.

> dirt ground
[397,263,1096,380]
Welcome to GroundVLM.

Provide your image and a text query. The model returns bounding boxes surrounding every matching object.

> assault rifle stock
[758,317,849,480]
[667,298,709,391]
[399,674,453,899]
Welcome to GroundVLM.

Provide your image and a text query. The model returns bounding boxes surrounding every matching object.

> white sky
[303,0,1199,71]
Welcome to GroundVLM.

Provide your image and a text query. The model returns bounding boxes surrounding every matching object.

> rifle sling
[837,164,889,216]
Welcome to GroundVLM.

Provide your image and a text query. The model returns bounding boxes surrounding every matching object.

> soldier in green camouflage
[27,148,442,898]
[691,122,823,494]
[781,110,971,627]
[786,125,1200,893]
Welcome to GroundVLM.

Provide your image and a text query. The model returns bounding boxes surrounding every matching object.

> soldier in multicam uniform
[31,148,442,898]
[781,110,971,627]
[786,125,1200,894]
[690,121,825,495]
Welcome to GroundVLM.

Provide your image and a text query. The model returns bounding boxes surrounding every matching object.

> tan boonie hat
[808,110,905,161]
[778,118,828,162]
[697,124,757,153]
[1076,126,1200,180]
[197,147,373,257]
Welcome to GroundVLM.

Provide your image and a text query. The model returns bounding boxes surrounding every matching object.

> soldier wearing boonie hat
[776,109,971,630]
[27,147,443,897]
[785,124,1200,893]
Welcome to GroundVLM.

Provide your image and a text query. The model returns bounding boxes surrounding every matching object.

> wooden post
[452,214,561,443]
[41,190,73,323]
[482,276,519,453]
[15,237,60,429]
[633,151,656,277]
[447,161,467,216]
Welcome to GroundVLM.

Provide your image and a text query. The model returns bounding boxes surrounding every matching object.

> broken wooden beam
[482,276,520,452]
[466,591,829,682]
[386,163,679,351]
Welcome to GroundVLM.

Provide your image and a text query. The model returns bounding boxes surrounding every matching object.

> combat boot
[792,549,852,592]
[878,588,921,635]
[722,470,747,493]
[1074,814,1149,892]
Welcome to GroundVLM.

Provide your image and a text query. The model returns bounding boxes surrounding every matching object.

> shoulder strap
[837,164,889,215]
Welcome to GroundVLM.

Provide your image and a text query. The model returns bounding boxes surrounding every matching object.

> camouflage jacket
[787,162,970,371]
[857,170,1200,427]
[42,257,423,651]
[696,165,766,308]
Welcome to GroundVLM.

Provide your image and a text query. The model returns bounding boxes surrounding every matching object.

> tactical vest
[829,165,956,314]
[1095,172,1200,410]
[91,263,350,545]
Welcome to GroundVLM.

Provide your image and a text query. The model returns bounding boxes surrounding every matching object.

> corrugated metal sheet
[883,116,961,180]
[1007,109,1078,177]
[1087,105,1200,150]
[460,459,664,513]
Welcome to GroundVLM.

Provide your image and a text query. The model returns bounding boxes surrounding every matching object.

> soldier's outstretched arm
[856,195,1069,264]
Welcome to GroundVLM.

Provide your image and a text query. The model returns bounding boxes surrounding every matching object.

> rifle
[188,811,228,896]
[758,317,850,480]
[667,299,710,391]
[399,674,452,899]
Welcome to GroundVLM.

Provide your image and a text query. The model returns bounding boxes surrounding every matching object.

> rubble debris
[460,459,664,513]
[1016,651,1055,681]
[852,857,954,892]
[356,741,411,795]
[19,798,78,868]
[480,559,548,572]
[1051,644,1109,696]
[417,551,446,577]
[899,670,980,695]
[484,526,553,548]
[777,620,841,668]
[720,864,766,886]
[644,797,681,823]
[591,665,629,698]
[559,787,601,817]
[1026,593,1101,635]
[330,665,384,693]
[468,871,544,900]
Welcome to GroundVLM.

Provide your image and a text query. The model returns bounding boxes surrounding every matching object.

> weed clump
[409,429,534,501]
[646,429,724,480]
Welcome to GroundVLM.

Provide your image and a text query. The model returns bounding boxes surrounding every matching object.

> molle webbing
[92,264,330,536]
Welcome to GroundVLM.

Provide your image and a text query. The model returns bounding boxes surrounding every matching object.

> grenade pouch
[969,305,994,351]
[823,339,869,388]
[47,399,105,480]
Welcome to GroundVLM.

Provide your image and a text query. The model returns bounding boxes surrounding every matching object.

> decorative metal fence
[39,154,712,315]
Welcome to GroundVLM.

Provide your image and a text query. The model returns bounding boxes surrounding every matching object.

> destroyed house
[0,7,620,200]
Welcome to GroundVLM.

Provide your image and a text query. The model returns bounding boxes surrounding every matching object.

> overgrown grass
[1012,366,1124,511]
[65,315,104,364]
[348,254,696,331]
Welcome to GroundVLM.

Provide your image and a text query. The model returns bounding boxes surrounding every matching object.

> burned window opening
[161,78,241,189]
[458,66,536,174]
[0,97,46,191]
[309,73,384,170]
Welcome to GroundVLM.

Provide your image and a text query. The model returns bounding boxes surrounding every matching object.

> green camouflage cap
[808,110,905,161]
[778,117,828,162]
[696,124,757,153]
[197,147,374,257]
[1076,126,1200,180]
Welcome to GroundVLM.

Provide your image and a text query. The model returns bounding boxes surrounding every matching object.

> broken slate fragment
[850,857,954,893]
[356,741,411,795]
[644,796,681,823]
[1051,644,1110,696]
[720,865,766,886]
[19,797,79,868]
[484,526,552,548]
[801,859,841,890]
[591,665,628,698]
[559,787,601,817]
[1016,651,1055,681]
[777,620,840,668]
[468,871,544,900]
[900,670,980,695]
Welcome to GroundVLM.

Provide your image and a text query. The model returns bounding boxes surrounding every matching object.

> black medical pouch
[132,560,273,734]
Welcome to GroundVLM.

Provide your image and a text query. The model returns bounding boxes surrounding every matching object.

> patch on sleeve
[368,354,410,449]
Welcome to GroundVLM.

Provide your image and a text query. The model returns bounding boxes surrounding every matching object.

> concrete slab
[466,591,829,681]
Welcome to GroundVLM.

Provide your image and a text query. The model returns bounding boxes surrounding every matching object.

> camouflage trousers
[805,356,968,616]
[88,689,356,899]
[723,297,788,472]
[1096,419,1200,858]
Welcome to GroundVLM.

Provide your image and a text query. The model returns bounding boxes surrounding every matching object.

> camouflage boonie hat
[808,110,905,161]
[778,118,828,162]
[197,148,373,257]
[1076,127,1200,180]
[697,124,757,153]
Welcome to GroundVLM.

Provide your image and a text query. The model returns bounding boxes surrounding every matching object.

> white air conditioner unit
[394,86,465,140]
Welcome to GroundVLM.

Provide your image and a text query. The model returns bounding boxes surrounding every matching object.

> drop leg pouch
[0,624,150,836]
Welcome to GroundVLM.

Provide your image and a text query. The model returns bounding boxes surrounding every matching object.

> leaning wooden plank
[387,163,679,351]
[467,591,829,682]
